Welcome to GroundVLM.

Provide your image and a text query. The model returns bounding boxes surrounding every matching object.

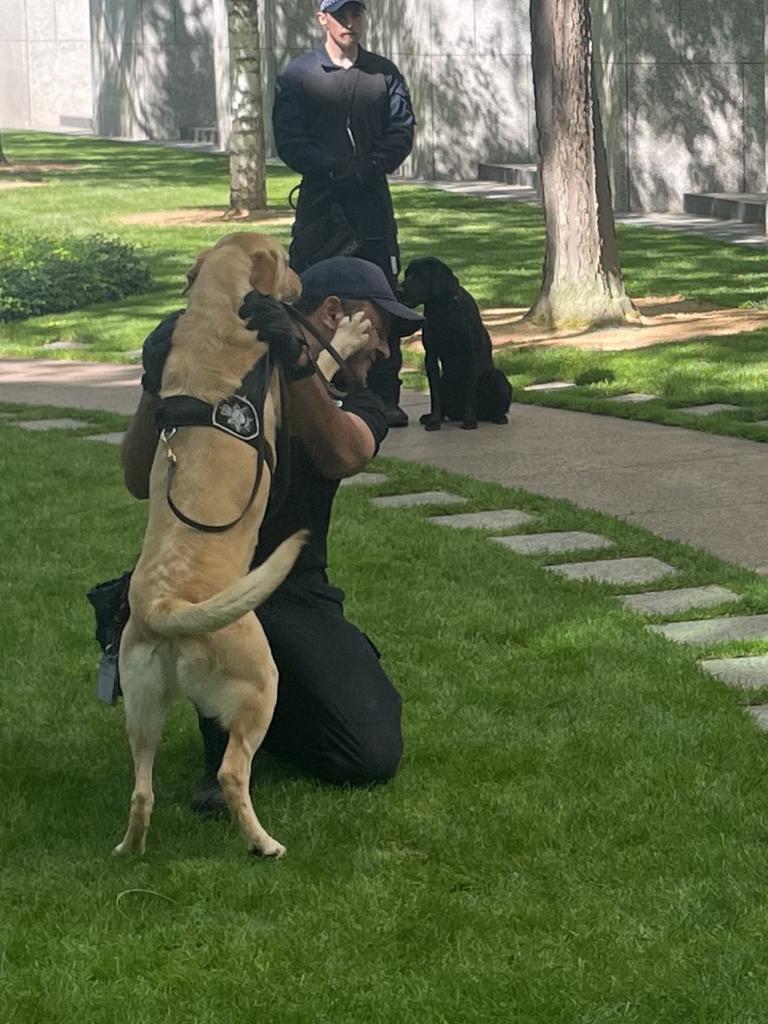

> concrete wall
[0,0,94,132]
[83,0,535,174]
[593,0,765,211]
[3,0,766,214]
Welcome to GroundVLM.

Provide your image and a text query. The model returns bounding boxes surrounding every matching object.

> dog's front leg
[419,349,443,431]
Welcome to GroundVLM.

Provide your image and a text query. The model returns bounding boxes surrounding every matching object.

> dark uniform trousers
[198,579,403,786]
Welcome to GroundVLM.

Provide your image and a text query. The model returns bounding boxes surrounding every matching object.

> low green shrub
[0,230,153,321]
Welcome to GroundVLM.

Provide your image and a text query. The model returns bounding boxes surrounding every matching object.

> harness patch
[213,396,260,441]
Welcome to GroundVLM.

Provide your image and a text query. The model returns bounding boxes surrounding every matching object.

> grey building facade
[1,0,764,213]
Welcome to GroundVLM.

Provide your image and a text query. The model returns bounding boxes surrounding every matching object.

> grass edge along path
[5,407,768,1021]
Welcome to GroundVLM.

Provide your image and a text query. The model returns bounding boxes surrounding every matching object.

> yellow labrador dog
[115,233,304,859]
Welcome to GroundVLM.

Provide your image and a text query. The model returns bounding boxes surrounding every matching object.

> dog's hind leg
[217,677,285,858]
[113,638,174,856]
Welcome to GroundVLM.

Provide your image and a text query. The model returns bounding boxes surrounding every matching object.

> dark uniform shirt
[273,45,415,277]
[140,312,389,584]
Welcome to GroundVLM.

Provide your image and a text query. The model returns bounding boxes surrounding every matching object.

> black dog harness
[156,354,278,534]
[154,305,353,534]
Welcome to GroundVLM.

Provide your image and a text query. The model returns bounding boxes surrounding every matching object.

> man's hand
[329,158,380,191]
[239,291,309,372]
[316,311,371,381]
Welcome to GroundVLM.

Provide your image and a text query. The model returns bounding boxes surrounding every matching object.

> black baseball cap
[300,257,424,337]
[319,0,366,11]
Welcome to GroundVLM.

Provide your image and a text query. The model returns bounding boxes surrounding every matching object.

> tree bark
[527,0,638,329]
[0,130,8,165]
[226,0,267,215]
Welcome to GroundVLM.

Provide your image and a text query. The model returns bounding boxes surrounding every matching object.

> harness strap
[282,303,353,390]
[162,427,274,534]
[157,352,278,534]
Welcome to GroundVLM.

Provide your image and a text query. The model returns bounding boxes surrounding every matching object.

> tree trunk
[226,0,267,215]
[0,130,8,165]
[527,0,638,329]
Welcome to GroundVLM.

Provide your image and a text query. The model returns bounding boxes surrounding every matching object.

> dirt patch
[406,295,768,354]
[119,207,295,229]
[0,162,84,174]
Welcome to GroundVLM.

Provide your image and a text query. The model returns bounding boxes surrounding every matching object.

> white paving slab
[82,432,126,445]
[370,490,467,509]
[678,403,742,416]
[699,656,768,688]
[618,585,739,616]
[491,531,614,555]
[339,472,389,487]
[747,705,768,730]
[649,613,768,645]
[546,556,679,585]
[606,392,658,404]
[13,418,91,431]
[524,381,576,392]
[427,509,534,530]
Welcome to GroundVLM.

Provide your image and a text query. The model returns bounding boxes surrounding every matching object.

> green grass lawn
[4,131,768,443]
[6,406,768,1020]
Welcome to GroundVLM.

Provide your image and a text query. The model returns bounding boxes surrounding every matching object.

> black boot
[190,713,229,817]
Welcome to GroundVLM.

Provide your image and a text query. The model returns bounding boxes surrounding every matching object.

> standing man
[273,0,416,427]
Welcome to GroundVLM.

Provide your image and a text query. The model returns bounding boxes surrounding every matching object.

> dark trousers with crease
[198,578,403,787]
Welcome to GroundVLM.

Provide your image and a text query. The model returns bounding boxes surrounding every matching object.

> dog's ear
[249,250,279,296]
[433,261,460,296]
[182,248,213,296]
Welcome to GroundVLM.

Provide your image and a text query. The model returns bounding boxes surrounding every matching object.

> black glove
[330,158,380,191]
[239,291,314,378]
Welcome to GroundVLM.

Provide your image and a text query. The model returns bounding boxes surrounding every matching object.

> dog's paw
[250,838,286,859]
[461,420,478,431]
[424,420,442,432]
[491,415,509,425]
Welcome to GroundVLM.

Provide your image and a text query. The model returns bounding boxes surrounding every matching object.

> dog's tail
[143,530,308,638]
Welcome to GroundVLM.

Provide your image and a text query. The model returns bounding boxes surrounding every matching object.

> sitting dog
[401,256,512,430]
[115,233,306,860]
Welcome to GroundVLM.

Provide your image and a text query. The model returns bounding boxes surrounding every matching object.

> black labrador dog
[401,257,512,431]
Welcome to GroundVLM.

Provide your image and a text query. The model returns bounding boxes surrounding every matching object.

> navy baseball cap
[320,0,366,12]
[300,257,424,337]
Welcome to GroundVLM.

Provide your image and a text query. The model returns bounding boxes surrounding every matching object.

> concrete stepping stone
[82,432,126,446]
[618,584,739,616]
[606,392,658,404]
[747,705,768,730]
[547,556,679,585]
[371,490,467,509]
[427,509,534,530]
[699,656,768,688]
[491,531,614,555]
[649,613,768,645]
[13,418,91,431]
[524,381,576,392]
[678,403,741,416]
[340,472,389,488]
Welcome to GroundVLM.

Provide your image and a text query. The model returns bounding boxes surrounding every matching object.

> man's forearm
[121,392,160,498]
[287,375,374,479]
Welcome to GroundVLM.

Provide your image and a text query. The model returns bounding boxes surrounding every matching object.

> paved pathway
[3,357,768,572]
[396,176,768,247]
